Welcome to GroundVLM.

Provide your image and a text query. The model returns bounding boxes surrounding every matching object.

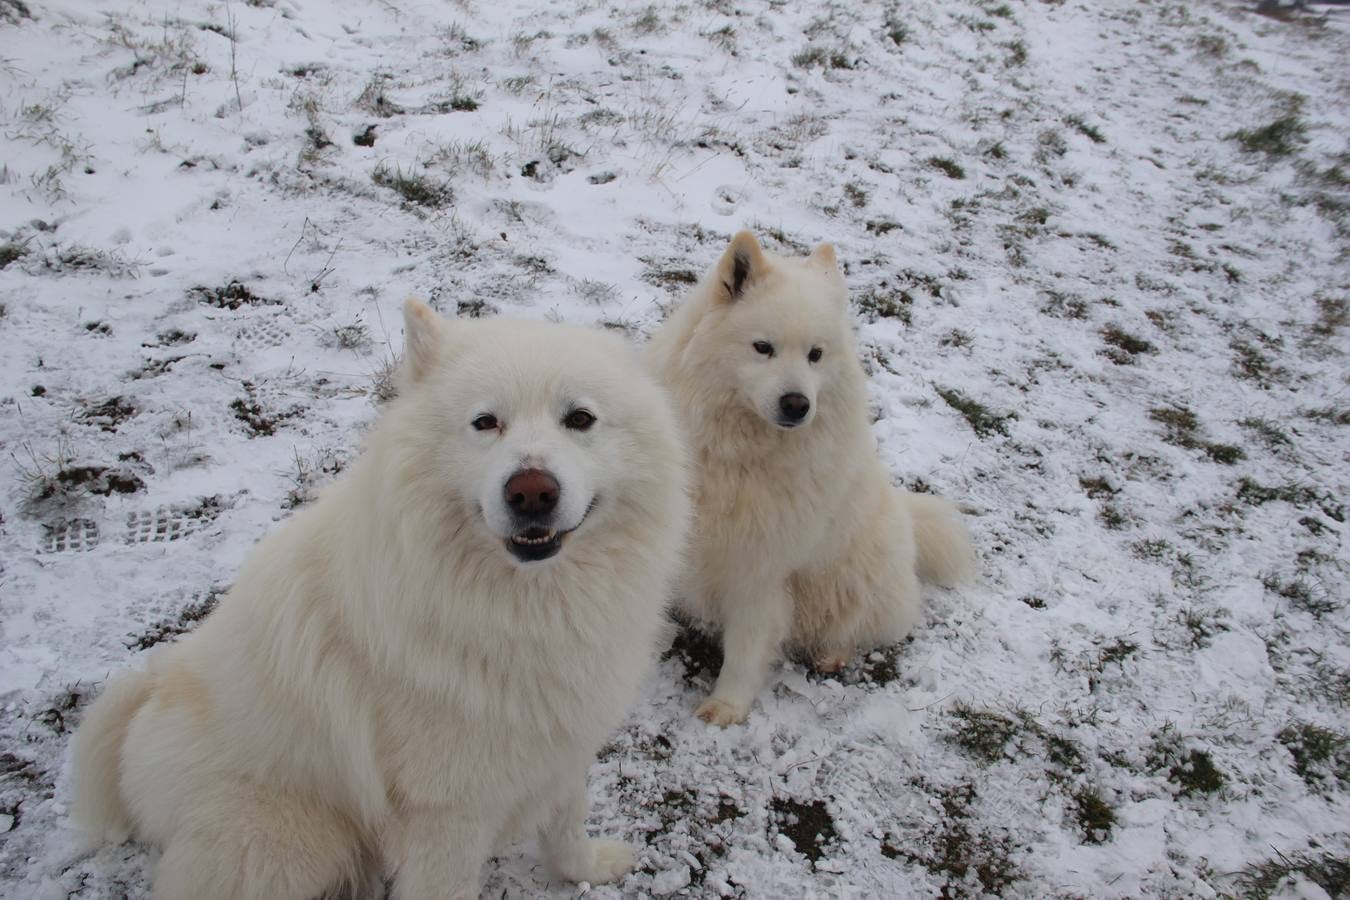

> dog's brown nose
[504,468,560,518]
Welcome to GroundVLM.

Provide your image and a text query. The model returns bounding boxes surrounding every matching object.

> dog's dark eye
[472,414,499,432]
[753,341,775,357]
[808,347,823,363]
[564,409,596,431]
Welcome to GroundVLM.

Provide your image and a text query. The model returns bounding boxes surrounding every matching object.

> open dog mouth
[504,499,597,564]
[506,525,566,562]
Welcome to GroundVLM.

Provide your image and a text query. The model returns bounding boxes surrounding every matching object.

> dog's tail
[903,492,976,587]
[70,668,152,843]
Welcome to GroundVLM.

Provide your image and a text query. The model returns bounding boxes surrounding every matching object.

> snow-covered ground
[1,0,1347,896]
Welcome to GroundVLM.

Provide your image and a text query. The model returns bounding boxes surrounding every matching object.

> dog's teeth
[511,529,558,546]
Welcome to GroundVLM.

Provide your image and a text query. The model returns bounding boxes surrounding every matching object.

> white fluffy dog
[69,300,689,899]
[647,231,975,727]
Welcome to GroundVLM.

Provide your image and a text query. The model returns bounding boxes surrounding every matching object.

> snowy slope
[1,0,1347,896]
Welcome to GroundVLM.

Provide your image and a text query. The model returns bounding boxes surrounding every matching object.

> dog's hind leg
[696,572,793,727]
[539,766,635,885]
[152,784,366,900]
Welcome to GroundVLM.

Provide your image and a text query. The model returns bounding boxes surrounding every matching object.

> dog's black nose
[504,468,560,517]
[779,393,811,422]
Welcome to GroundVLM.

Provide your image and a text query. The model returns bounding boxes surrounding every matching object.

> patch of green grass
[1094,638,1138,671]
[440,22,482,53]
[937,387,1010,437]
[1150,406,1198,433]
[1277,722,1349,792]
[1148,406,1245,464]
[1204,442,1244,464]
[1147,728,1226,797]
[1037,129,1068,160]
[844,180,869,207]
[1065,114,1106,144]
[792,44,854,70]
[1230,339,1284,386]
[1072,788,1116,844]
[1098,503,1130,529]
[947,704,1021,763]
[1311,295,1347,338]
[1231,115,1307,157]
[1237,478,1318,508]
[957,14,996,32]
[855,289,913,325]
[703,24,736,53]
[372,162,453,208]
[927,155,966,179]
[1238,478,1342,522]
[0,238,31,269]
[938,329,972,349]
[1263,573,1340,617]
[1235,851,1349,900]
[640,265,700,291]
[1132,538,1170,560]
[1239,417,1292,449]
[630,6,663,35]
[884,12,909,46]
[1172,750,1226,797]
[1101,325,1155,363]
[1041,290,1088,319]
[1078,476,1117,499]
[866,218,901,235]
[1303,406,1350,426]
[1178,607,1228,648]
[1194,33,1228,56]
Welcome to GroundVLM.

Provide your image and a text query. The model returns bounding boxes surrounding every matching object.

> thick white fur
[647,231,975,727]
[69,302,690,899]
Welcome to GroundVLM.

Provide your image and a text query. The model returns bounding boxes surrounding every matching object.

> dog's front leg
[539,770,635,886]
[388,806,490,900]
[696,575,792,726]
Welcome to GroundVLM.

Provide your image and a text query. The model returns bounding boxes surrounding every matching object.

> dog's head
[397,301,679,567]
[691,230,850,430]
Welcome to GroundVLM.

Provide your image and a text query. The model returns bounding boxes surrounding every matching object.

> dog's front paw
[568,838,634,885]
[695,697,748,727]
[811,651,849,674]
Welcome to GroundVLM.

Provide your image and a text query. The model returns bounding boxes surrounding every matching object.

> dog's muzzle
[500,468,595,563]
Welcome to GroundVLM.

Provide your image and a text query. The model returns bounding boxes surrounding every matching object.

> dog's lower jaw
[694,696,749,727]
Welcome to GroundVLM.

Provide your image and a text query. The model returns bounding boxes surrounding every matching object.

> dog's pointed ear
[714,230,768,304]
[809,242,837,270]
[402,298,445,384]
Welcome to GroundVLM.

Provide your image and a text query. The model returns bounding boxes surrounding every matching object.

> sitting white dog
[648,231,974,726]
[70,300,690,899]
